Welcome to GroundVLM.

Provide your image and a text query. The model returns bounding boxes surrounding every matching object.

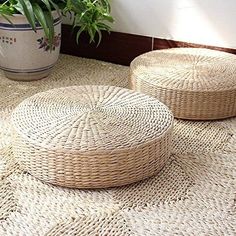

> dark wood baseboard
[153,38,236,55]
[61,25,152,66]
[61,24,236,66]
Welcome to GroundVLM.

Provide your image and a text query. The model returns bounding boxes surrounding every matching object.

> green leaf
[97,22,111,31]
[32,3,49,39]
[0,4,14,23]
[0,0,114,45]
[75,25,86,44]
[44,11,55,49]
[71,0,113,44]
[48,0,61,16]
[102,13,114,23]
[18,0,36,31]
[93,25,102,46]
[40,0,52,12]
[70,0,86,12]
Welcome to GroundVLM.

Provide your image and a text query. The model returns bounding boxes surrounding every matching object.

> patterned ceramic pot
[0,11,61,81]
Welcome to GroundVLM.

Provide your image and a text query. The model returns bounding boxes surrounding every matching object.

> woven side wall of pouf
[130,48,236,120]
[11,86,173,188]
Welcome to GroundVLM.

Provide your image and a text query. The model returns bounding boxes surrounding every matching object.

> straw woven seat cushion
[11,85,173,188]
[130,48,236,120]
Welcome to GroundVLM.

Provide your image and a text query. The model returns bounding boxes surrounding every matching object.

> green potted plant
[0,0,113,81]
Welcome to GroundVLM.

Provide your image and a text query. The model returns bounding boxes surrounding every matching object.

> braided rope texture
[0,55,236,235]
[130,48,236,120]
[11,85,173,188]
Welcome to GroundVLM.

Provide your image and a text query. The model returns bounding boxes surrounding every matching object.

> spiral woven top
[131,48,236,92]
[12,85,173,152]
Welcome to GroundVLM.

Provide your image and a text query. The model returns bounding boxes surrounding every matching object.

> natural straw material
[11,85,173,188]
[1,55,236,235]
[130,48,236,120]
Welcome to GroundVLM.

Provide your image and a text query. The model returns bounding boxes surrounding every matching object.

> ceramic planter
[0,11,61,81]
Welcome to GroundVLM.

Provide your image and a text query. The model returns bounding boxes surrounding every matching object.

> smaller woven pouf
[130,48,236,120]
[11,85,173,188]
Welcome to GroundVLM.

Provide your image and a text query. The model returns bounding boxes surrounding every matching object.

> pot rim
[0,10,61,24]
[11,10,61,17]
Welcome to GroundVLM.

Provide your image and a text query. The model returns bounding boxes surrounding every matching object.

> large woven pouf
[11,85,173,189]
[130,48,236,120]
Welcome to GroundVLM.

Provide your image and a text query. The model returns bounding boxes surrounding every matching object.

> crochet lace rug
[0,55,235,236]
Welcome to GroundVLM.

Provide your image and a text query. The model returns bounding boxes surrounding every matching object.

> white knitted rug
[0,55,235,236]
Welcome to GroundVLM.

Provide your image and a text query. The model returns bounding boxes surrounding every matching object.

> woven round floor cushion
[11,85,173,188]
[130,48,236,120]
